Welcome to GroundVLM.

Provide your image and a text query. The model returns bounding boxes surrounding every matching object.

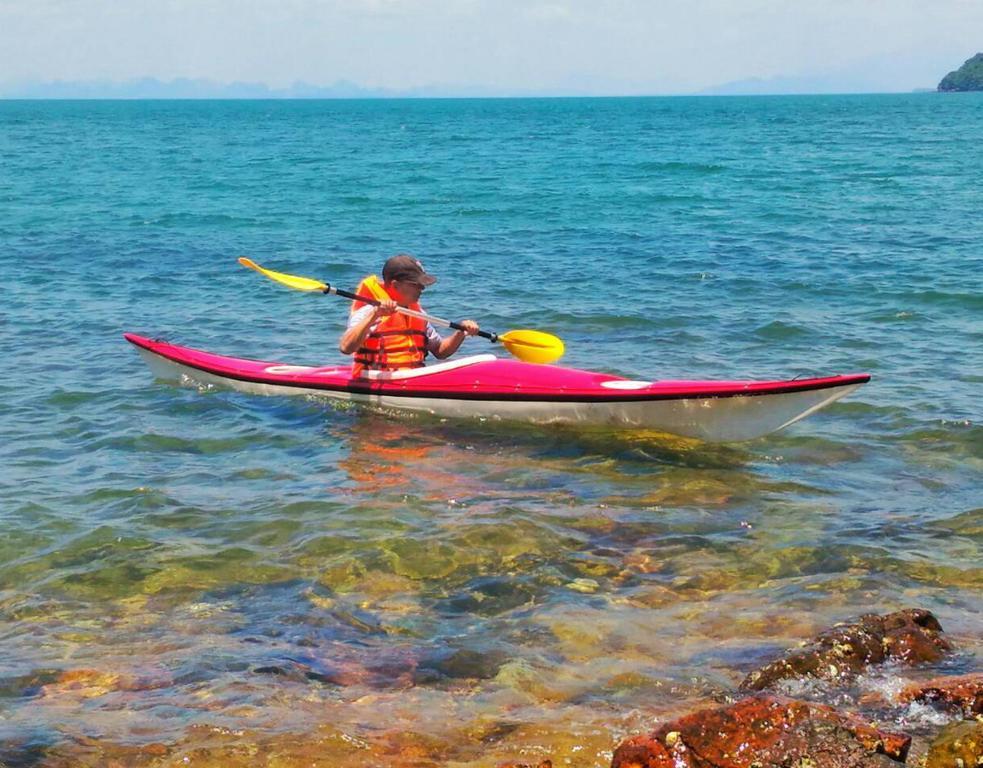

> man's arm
[431,320,479,359]
[339,301,397,355]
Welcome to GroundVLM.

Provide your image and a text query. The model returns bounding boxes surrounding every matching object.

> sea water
[0,95,980,765]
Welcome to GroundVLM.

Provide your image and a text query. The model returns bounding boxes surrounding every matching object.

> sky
[1,0,981,96]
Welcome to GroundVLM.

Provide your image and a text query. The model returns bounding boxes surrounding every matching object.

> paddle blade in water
[238,257,327,293]
[498,330,564,364]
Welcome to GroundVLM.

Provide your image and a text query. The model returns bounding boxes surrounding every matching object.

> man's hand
[457,319,479,336]
[373,299,398,318]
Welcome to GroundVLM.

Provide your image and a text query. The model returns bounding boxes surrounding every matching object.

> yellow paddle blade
[238,257,327,292]
[498,330,564,364]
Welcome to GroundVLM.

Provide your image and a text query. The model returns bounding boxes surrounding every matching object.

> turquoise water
[1,95,981,766]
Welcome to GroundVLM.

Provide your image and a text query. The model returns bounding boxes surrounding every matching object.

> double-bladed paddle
[238,257,564,364]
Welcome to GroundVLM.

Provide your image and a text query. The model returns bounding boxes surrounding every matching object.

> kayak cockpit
[357,354,498,381]
[263,354,500,380]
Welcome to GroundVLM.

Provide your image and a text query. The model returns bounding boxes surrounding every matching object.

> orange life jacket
[350,275,428,377]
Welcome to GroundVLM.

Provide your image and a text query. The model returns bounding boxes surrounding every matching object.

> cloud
[524,3,572,22]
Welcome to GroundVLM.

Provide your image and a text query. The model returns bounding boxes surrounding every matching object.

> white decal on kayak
[600,380,653,390]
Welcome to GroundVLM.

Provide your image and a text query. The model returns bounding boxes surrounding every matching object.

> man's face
[392,278,425,303]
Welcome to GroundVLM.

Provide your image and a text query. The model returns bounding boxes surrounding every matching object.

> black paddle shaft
[324,284,499,343]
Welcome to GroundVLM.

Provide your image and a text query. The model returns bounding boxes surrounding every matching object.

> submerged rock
[612,693,910,768]
[899,672,983,717]
[414,646,509,682]
[252,657,349,686]
[37,667,171,699]
[925,720,983,768]
[740,608,951,691]
[253,648,420,689]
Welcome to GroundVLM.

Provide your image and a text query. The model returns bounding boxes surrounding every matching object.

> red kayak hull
[125,334,870,442]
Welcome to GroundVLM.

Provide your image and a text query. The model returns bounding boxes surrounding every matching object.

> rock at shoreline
[611,609,978,768]
[612,694,911,768]
[938,53,983,91]
[740,608,951,691]
[899,672,983,717]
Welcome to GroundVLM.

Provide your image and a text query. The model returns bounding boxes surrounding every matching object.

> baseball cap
[382,254,437,286]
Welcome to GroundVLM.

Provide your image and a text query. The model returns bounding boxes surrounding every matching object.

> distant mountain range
[693,53,953,96]
[0,71,950,100]
[0,77,516,100]
[699,72,935,96]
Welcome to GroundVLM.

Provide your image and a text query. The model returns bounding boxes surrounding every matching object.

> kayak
[124,333,870,442]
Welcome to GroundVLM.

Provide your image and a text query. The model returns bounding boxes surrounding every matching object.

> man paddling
[339,255,479,376]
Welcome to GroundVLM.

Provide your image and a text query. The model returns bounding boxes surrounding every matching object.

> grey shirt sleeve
[424,323,442,354]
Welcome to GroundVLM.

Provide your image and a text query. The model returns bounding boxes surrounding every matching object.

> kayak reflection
[330,410,753,508]
[336,415,486,503]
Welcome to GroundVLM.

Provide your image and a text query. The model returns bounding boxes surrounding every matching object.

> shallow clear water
[0,95,980,766]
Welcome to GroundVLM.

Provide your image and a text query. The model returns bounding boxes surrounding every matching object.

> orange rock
[740,608,951,691]
[899,672,983,716]
[612,694,911,768]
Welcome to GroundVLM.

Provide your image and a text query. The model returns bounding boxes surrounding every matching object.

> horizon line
[0,90,943,102]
